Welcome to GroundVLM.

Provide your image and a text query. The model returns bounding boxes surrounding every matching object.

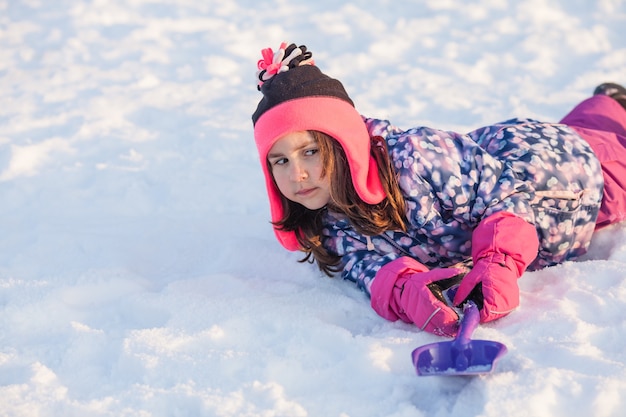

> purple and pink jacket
[320,95,626,295]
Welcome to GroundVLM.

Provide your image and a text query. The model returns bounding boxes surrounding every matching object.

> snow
[1,0,626,416]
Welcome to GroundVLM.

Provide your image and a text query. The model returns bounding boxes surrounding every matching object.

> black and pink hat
[252,42,385,251]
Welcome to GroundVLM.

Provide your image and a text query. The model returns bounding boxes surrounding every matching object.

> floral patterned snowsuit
[321,117,604,295]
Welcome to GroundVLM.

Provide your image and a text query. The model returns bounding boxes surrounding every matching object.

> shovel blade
[412,340,507,376]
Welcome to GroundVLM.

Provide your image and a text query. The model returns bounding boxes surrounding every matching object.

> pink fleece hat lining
[254,96,386,250]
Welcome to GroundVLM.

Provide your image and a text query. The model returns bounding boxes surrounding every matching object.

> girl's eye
[304,148,319,156]
[272,157,287,166]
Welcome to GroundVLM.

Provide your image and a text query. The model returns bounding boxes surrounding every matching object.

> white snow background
[1,0,626,416]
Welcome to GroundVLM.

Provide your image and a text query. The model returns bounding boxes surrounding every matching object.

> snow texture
[1,0,626,416]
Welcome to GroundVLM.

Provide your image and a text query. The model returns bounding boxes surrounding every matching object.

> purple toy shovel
[411,301,507,376]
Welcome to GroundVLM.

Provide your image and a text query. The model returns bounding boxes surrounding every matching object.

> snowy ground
[1,0,626,416]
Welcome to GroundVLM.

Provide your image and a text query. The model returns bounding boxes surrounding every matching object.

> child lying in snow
[251,42,626,336]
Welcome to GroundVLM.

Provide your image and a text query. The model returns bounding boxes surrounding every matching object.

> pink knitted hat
[252,42,386,251]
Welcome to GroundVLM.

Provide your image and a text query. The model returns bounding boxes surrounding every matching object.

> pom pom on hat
[252,42,386,251]
[255,42,314,91]
[252,43,351,124]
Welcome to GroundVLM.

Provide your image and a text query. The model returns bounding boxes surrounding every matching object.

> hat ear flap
[252,42,386,250]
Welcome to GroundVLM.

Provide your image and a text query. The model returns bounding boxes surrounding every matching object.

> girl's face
[267,131,331,210]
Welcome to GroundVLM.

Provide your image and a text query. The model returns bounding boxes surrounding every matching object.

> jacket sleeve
[339,247,402,296]
[320,220,401,295]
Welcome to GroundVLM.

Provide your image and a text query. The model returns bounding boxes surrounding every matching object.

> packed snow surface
[1,0,626,416]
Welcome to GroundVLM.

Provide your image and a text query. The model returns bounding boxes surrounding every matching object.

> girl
[252,42,626,336]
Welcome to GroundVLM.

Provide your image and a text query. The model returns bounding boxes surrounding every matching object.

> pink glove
[370,257,466,337]
[453,212,539,323]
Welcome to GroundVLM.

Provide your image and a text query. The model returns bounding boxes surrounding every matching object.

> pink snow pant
[560,94,626,229]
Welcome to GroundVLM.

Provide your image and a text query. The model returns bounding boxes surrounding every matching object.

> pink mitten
[370,257,466,336]
[453,212,539,323]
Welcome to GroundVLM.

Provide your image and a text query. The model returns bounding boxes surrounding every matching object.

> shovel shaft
[456,301,480,346]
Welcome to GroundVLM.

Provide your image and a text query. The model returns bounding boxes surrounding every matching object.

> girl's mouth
[296,187,316,196]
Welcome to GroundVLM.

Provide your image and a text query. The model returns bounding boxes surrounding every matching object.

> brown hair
[269,131,407,276]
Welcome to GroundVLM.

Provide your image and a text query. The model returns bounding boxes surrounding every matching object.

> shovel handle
[456,301,480,346]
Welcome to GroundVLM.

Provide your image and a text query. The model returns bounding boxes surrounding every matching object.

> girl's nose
[290,162,309,181]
